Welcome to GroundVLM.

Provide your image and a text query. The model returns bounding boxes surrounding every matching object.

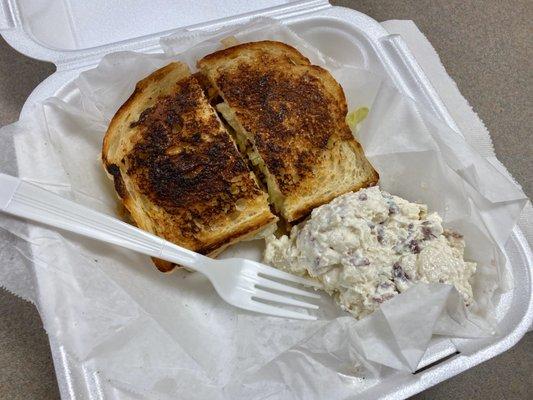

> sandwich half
[198,41,378,222]
[102,62,277,272]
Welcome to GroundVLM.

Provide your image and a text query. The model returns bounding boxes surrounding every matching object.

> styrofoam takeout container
[1,0,531,398]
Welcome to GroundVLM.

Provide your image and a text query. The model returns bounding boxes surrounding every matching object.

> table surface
[0,1,531,399]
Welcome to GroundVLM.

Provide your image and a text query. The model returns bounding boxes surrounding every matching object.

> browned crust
[199,40,378,221]
[202,215,276,255]
[124,77,261,216]
[204,65,348,195]
[153,216,277,273]
[105,164,127,199]
[103,64,188,273]
[199,40,311,67]
[290,175,379,222]
[102,62,276,272]
[102,63,182,167]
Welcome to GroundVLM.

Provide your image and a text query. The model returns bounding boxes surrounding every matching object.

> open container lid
[0,0,332,68]
[1,0,464,153]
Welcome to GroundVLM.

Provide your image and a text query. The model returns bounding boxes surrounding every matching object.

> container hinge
[0,0,16,30]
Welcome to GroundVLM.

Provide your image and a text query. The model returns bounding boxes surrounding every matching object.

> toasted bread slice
[198,41,378,222]
[102,62,277,272]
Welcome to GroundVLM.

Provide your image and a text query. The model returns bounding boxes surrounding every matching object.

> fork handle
[0,173,207,271]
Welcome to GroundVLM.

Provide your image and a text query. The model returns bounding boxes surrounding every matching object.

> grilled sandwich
[102,62,277,272]
[198,41,378,222]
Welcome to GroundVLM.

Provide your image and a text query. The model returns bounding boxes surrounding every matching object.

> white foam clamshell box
[1,0,531,399]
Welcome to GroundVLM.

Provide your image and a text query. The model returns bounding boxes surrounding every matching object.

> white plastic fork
[0,173,321,320]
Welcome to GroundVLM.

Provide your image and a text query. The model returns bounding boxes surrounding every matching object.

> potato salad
[264,187,476,319]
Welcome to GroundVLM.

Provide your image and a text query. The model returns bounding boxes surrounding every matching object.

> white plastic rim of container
[1,1,532,400]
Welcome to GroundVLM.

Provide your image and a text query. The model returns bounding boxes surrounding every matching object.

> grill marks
[126,76,259,233]
[214,61,347,195]
[102,62,279,267]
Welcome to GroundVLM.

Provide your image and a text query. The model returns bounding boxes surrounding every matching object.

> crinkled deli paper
[0,18,528,400]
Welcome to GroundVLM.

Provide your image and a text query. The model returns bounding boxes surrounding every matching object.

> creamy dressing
[264,187,476,319]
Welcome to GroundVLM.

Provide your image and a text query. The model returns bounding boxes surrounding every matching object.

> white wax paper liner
[0,18,528,399]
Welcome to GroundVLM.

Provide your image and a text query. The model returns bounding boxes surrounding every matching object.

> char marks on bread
[102,62,277,272]
[102,41,379,272]
[198,41,378,222]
